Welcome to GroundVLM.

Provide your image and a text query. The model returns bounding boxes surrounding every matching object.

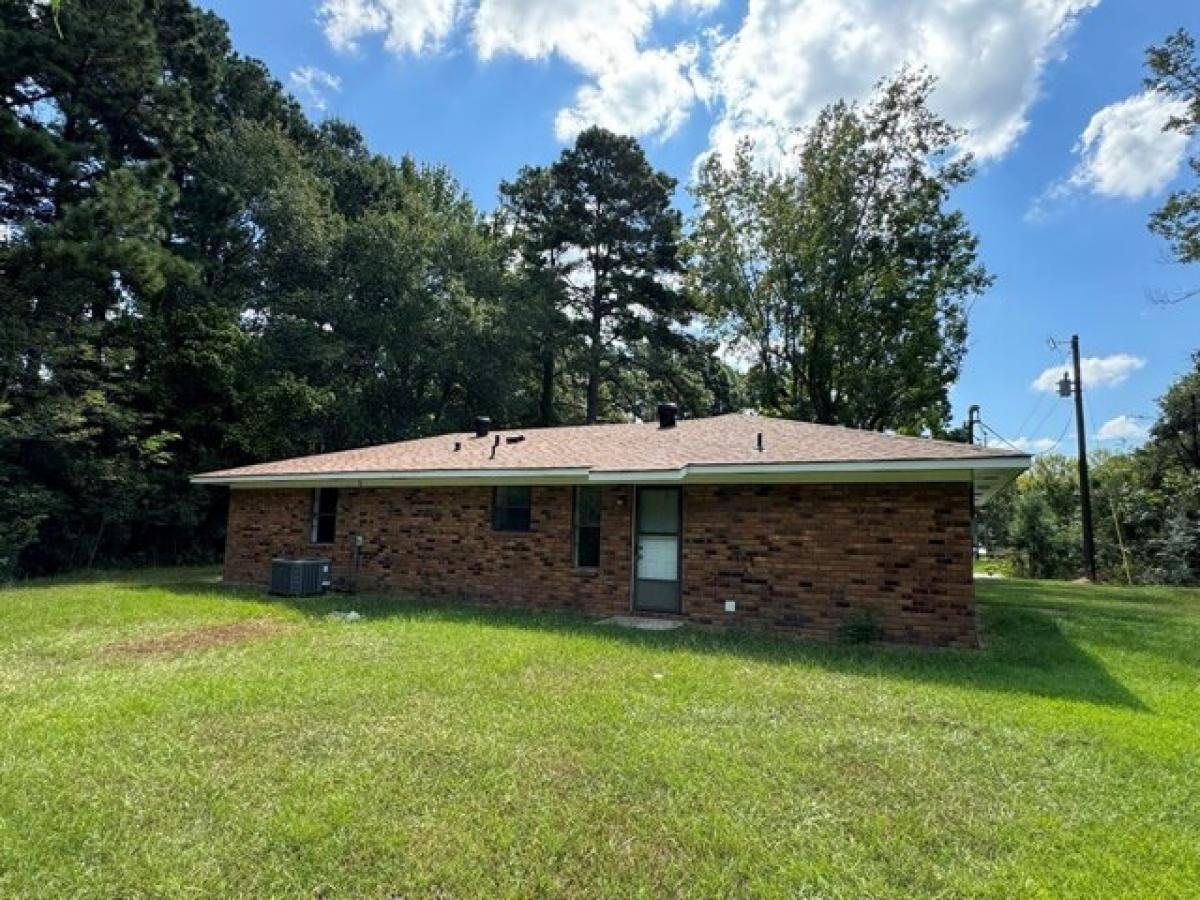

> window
[574,486,601,568]
[492,486,532,532]
[311,487,338,544]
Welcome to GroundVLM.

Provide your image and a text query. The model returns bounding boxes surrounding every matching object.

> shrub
[839,609,883,644]
[1011,491,1076,579]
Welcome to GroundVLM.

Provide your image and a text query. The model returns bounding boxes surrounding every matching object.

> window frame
[573,486,602,569]
[491,485,532,532]
[310,487,339,545]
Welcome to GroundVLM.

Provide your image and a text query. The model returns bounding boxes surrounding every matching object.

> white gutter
[587,455,1028,481]
[189,466,590,488]
[190,455,1029,504]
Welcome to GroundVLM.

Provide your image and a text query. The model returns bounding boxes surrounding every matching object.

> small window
[574,486,601,568]
[492,486,532,532]
[311,487,338,543]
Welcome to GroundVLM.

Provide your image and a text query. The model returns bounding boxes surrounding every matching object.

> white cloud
[475,0,718,141]
[1031,354,1146,393]
[705,0,1099,168]
[318,0,718,140]
[1096,415,1147,442]
[1030,90,1191,217]
[288,66,343,111]
[476,0,676,73]
[315,0,1104,157]
[1072,91,1191,198]
[1012,436,1059,454]
[318,0,462,55]
[553,43,705,142]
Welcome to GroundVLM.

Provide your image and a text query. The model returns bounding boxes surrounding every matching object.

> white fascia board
[189,467,591,489]
[192,455,1030,493]
[590,456,1029,483]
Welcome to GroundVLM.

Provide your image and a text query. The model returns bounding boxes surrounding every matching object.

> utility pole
[966,404,981,558]
[1057,335,1097,581]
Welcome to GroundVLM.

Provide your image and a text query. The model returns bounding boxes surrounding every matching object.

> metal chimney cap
[657,402,678,429]
[473,416,492,438]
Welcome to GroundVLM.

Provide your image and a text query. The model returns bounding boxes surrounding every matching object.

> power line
[978,419,1028,455]
[980,410,1073,458]
[1013,390,1050,441]
[1026,396,1062,440]
[1039,411,1076,456]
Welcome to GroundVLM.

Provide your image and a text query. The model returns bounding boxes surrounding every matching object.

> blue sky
[200,0,1200,453]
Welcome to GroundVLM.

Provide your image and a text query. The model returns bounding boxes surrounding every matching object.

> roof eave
[191,456,1030,502]
[189,466,591,488]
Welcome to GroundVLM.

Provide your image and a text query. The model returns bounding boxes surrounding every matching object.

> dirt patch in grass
[104,619,293,656]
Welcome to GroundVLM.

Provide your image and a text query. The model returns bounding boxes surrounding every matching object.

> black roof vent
[505,434,525,444]
[657,402,678,429]
[473,416,491,438]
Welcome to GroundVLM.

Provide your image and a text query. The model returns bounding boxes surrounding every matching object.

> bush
[0,477,58,580]
[1011,491,1076,579]
[1142,510,1200,585]
[839,609,884,644]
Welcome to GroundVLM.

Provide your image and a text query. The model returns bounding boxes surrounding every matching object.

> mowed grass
[1,571,1197,898]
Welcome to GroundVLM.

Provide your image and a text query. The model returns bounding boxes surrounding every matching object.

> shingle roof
[194,412,1027,482]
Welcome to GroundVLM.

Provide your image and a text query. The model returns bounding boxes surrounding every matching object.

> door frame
[630,485,683,613]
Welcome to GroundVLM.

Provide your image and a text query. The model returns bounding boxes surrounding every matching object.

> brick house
[193,408,1027,647]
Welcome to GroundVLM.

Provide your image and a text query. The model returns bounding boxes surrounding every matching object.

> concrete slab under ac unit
[597,615,685,631]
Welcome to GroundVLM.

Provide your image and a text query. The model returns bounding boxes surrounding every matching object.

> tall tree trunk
[585,304,602,424]
[538,337,556,426]
[585,352,600,423]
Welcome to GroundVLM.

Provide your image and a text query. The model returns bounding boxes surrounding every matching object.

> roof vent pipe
[657,402,678,429]
[757,432,763,452]
[473,416,491,438]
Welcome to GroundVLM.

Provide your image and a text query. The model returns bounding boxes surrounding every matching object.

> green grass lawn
[1,571,1197,897]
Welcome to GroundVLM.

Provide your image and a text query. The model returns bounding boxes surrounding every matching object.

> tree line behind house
[978,357,1200,584]
[1,2,1196,582]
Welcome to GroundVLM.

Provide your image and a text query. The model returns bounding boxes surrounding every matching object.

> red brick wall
[682,483,975,647]
[223,481,976,647]
[224,486,634,617]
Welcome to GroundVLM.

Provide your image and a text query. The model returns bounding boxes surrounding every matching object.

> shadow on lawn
[145,579,1148,712]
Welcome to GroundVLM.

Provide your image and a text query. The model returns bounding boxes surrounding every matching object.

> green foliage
[1010,489,1075,579]
[1146,351,1200,469]
[501,127,708,424]
[0,1,541,574]
[1144,509,1200,584]
[986,357,1200,584]
[837,608,883,644]
[1145,29,1200,279]
[689,70,991,432]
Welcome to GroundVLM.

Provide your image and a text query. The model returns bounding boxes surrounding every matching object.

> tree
[1146,29,1200,286]
[1145,352,1200,472]
[496,167,573,425]
[978,358,1200,583]
[1011,491,1074,580]
[689,70,991,433]
[501,127,694,424]
[1,0,223,572]
[1,0,523,575]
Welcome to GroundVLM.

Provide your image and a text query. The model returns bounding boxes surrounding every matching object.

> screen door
[633,487,681,612]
